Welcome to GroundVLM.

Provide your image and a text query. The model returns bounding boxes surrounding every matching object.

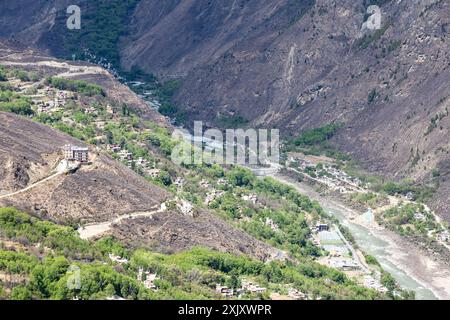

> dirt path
[78,204,166,240]
[0,161,67,200]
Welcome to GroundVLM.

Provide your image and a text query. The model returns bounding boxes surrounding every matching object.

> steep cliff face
[0,0,449,218]
[0,0,75,46]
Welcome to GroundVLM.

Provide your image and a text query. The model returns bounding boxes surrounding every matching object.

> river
[273,173,450,300]
[128,80,450,300]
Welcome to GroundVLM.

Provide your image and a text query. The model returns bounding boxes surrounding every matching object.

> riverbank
[272,173,450,300]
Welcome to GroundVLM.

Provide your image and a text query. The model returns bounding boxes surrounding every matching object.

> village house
[106,104,114,115]
[146,168,161,178]
[215,284,234,298]
[173,177,185,188]
[137,268,159,291]
[437,230,450,242]
[242,194,257,204]
[406,192,415,201]
[329,258,360,271]
[177,199,194,217]
[414,212,427,222]
[199,180,210,188]
[135,157,150,168]
[117,150,133,161]
[265,218,279,231]
[204,190,225,205]
[241,280,267,294]
[287,288,308,300]
[315,223,329,233]
[217,178,227,186]
[63,145,89,163]
[107,144,122,153]
[84,106,97,115]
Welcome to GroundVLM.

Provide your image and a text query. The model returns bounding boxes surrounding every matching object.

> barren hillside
[0,112,279,260]
[0,0,447,219]
[0,111,169,222]
[112,209,284,261]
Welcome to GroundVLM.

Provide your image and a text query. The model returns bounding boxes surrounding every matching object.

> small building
[241,280,267,294]
[173,177,185,188]
[288,288,308,300]
[118,150,133,161]
[265,218,279,231]
[137,267,159,290]
[315,223,329,232]
[106,295,127,301]
[414,212,426,222]
[216,284,234,298]
[177,199,194,216]
[146,168,161,178]
[63,145,89,163]
[406,192,415,201]
[242,194,258,204]
[106,104,114,115]
[107,144,122,153]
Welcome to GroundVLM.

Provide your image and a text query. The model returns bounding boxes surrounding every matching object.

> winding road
[77,204,166,240]
[0,161,68,200]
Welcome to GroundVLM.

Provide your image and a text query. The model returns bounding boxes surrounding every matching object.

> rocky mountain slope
[0,1,448,218]
[0,111,169,222]
[0,111,281,260]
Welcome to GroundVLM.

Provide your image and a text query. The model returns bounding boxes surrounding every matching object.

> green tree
[10,286,33,300]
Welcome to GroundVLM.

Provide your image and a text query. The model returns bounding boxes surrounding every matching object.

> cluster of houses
[215,279,267,298]
[312,224,389,293]
[291,157,365,194]
[312,223,329,233]
[34,89,72,114]
[241,280,267,294]
[108,145,159,177]
[314,165,364,194]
